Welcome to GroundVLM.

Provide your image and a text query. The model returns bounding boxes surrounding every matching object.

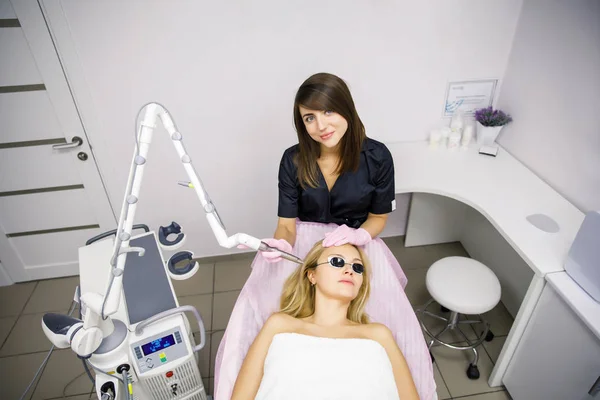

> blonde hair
[280,240,371,324]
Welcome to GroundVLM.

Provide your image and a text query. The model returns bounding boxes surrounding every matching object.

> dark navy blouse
[277,138,396,229]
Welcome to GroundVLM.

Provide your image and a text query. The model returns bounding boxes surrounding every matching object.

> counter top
[387,141,584,276]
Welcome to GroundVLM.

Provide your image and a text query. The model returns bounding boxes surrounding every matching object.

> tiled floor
[0,236,514,400]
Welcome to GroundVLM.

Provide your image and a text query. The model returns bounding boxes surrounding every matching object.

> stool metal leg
[427,325,451,350]
[459,318,483,325]
[466,347,481,380]
[416,298,493,380]
[471,347,479,367]
[456,325,473,345]
[448,311,459,328]
[422,310,449,323]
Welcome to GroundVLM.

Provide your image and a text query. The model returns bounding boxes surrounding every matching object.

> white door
[0,0,116,283]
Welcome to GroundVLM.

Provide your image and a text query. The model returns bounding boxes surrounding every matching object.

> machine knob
[71,327,103,357]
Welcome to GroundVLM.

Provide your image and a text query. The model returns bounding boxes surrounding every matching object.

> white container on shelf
[461,124,474,148]
[447,131,461,150]
[440,127,451,147]
[450,110,464,133]
[429,129,442,148]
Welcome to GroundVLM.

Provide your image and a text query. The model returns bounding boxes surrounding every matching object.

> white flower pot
[476,122,504,146]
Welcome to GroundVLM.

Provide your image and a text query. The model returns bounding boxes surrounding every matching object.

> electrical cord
[18,344,55,400]
[18,300,78,400]
[86,358,124,384]
[61,370,88,399]
[81,355,96,386]
[69,347,126,399]
[20,287,97,400]
[85,358,125,400]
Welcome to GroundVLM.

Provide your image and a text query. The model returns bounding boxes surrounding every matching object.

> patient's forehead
[321,244,362,262]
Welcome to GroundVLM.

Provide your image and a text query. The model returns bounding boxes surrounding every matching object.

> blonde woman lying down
[230,240,420,400]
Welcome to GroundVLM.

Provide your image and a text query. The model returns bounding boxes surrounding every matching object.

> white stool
[416,256,501,380]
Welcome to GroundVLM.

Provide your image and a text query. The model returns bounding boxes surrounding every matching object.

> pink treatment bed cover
[213,220,437,399]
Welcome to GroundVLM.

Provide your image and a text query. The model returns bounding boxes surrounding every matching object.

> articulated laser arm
[83,103,302,323]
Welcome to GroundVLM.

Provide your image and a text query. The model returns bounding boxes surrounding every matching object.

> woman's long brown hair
[293,73,366,188]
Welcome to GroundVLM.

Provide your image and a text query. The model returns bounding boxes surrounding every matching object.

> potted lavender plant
[474,106,513,146]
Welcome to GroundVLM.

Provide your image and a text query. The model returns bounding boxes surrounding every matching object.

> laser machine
[38,103,302,400]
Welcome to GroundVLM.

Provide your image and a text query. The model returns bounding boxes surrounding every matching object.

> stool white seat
[426,256,501,315]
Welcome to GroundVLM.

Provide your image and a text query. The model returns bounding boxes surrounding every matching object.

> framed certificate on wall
[443,79,498,117]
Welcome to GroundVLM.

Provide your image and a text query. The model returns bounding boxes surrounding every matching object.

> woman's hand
[322,224,372,247]
[238,238,293,263]
[260,238,294,263]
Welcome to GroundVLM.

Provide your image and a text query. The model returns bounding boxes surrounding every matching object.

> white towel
[255,332,400,400]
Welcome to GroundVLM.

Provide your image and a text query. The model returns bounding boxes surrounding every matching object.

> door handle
[52,136,83,150]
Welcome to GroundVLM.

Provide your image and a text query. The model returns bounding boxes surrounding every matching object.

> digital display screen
[141,334,176,356]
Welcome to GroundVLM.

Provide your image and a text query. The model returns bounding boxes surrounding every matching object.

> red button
[166,371,173,378]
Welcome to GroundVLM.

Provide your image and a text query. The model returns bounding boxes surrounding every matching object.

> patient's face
[311,244,364,302]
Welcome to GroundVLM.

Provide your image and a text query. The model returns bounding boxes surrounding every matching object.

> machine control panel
[131,327,188,374]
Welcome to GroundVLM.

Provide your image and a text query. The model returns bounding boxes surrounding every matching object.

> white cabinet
[504,282,600,400]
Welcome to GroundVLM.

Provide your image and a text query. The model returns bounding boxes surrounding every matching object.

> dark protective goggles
[316,256,364,275]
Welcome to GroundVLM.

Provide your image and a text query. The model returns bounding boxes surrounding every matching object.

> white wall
[497,0,600,213]
[45,0,522,257]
